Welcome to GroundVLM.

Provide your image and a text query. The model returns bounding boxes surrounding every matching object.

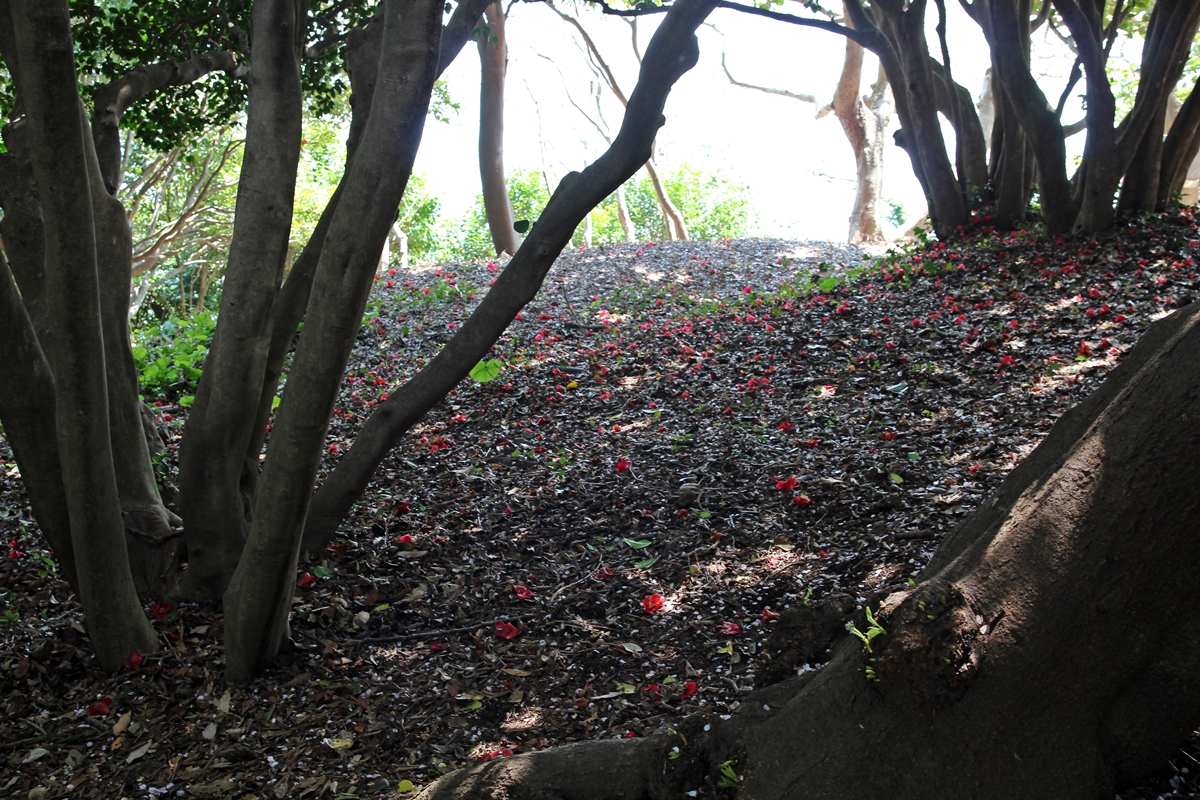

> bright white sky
[413,0,1090,242]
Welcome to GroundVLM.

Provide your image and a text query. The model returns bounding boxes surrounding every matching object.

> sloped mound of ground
[3,209,1200,798]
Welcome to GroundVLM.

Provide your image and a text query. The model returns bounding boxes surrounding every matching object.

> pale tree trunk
[829,29,890,243]
[392,221,409,269]
[616,184,636,242]
[415,293,1200,800]
[478,0,518,256]
[643,158,687,240]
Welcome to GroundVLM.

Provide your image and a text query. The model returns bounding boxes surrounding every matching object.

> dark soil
[3,209,1200,799]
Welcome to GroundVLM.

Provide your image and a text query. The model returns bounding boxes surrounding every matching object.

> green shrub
[131,310,218,404]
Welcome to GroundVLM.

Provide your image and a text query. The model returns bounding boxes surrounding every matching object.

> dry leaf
[112,712,131,735]
[125,740,153,764]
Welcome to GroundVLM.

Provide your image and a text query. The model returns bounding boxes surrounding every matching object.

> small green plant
[846,604,887,653]
[717,759,739,788]
[1,609,18,625]
[33,553,56,580]
[469,359,502,383]
[131,310,218,399]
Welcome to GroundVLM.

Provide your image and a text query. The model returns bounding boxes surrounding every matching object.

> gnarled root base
[415,305,1200,800]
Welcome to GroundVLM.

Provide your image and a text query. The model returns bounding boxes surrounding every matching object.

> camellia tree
[3,0,1200,796]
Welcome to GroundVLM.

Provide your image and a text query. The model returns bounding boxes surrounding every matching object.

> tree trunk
[830,21,890,244]
[176,0,305,599]
[478,1,519,256]
[644,158,687,240]
[850,0,966,238]
[414,295,1200,800]
[7,0,158,669]
[301,0,719,552]
[1158,73,1200,209]
[929,58,988,203]
[616,184,636,242]
[975,0,1075,233]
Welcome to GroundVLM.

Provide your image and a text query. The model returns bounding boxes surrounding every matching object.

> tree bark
[644,158,688,240]
[830,31,890,243]
[973,0,1075,233]
[301,0,720,552]
[7,0,157,669]
[1158,73,1200,209]
[223,0,445,681]
[1117,0,1200,213]
[414,295,1200,800]
[176,0,305,599]
[478,1,519,256]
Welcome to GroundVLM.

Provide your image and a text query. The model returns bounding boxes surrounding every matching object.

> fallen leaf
[22,747,49,763]
[125,740,153,764]
[112,712,131,735]
[201,722,217,740]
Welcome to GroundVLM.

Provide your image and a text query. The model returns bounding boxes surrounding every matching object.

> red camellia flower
[999,354,1017,367]
[778,420,794,431]
[88,696,113,717]
[429,641,449,652]
[296,572,316,587]
[775,475,798,491]
[679,681,698,699]
[880,431,898,441]
[125,653,143,670]
[495,621,522,640]
[642,594,664,614]
[151,601,171,620]
[513,585,534,600]
[792,494,812,507]
[717,621,740,635]
[592,567,614,581]
[615,458,629,472]
[396,534,415,545]
[623,730,638,738]
[761,607,781,623]
[328,443,340,456]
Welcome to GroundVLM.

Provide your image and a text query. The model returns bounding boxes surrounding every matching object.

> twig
[352,612,540,644]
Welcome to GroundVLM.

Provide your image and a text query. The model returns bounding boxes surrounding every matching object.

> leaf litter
[3,207,1200,798]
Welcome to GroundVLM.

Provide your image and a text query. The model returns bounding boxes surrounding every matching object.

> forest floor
[4,209,1200,799]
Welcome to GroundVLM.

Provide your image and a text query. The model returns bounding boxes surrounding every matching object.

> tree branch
[720,50,817,106]
[90,51,248,194]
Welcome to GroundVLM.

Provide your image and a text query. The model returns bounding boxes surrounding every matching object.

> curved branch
[90,51,248,194]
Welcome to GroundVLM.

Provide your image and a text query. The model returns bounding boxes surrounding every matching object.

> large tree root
[415,305,1200,799]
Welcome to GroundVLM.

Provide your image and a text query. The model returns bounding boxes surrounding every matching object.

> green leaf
[470,359,503,383]
[635,556,659,569]
[513,219,531,234]
[397,779,417,793]
[623,538,652,549]
[271,396,281,410]
[179,395,195,408]
[818,276,839,293]
[314,565,333,578]
[888,472,904,484]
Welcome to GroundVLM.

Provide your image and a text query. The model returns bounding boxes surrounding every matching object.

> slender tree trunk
[176,0,305,599]
[414,298,1200,800]
[1158,73,1200,209]
[830,31,890,244]
[301,0,719,551]
[616,184,636,242]
[7,0,158,669]
[223,0,444,681]
[644,158,687,240]
[478,1,518,256]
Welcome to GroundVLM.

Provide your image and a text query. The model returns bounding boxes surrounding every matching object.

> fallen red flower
[429,641,449,652]
[775,475,798,491]
[513,585,534,600]
[495,621,522,640]
[879,431,897,441]
[126,652,144,670]
[592,567,614,581]
[151,601,171,620]
[642,593,664,614]
[615,458,629,472]
[761,607,781,623]
[88,697,113,717]
[792,494,812,507]
[679,680,698,699]
[296,572,316,587]
[717,621,740,635]
[396,534,415,545]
